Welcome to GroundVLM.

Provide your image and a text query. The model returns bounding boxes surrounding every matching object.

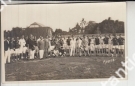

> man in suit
[44,36,49,58]
[10,37,16,62]
[4,37,11,63]
[15,37,21,60]
[27,34,35,60]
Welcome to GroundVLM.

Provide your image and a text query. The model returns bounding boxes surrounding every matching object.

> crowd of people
[4,34,125,64]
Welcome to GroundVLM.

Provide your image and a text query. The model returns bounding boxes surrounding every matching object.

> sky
[1,2,126,31]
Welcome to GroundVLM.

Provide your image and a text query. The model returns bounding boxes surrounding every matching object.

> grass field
[5,56,125,81]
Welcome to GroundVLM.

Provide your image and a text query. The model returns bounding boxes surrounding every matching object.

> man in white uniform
[19,35,26,59]
[70,36,76,56]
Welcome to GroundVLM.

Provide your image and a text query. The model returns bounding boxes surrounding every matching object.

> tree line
[53,17,124,35]
[4,17,125,38]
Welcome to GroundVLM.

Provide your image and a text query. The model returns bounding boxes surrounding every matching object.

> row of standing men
[4,34,124,64]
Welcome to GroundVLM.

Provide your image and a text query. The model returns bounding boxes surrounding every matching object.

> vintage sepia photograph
[1,2,126,82]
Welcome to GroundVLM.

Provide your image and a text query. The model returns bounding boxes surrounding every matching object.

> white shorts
[104,44,109,48]
[108,44,113,50]
[48,46,55,52]
[88,45,91,49]
[113,45,119,49]
[99,44,103,49]
[10,49,15,55]
[23,47,27,53]
[95,45,100,49]
[20,47,27,53]
[63,44,67,49]
[119,45,124,49]
[90,44,95,51]
[67,45,71,49]
[15,49,21,54]
[84,45,89,51]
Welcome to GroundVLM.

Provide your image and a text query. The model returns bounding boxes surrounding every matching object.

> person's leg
[108,44,111,56]
[86,47,89,56]
[97,45,100,56]
[20,47,23,59]
[92,44,95,56]
[4,51,8,64]
[29,49,32,59]
[72,46,74,56]
[39,50,42,59]
[111,48,114,57]
[70,46,73,56]
[32,50,35,59]
[89,46,91,56]
[84,47,86,56]
[75,47,77,56]
[17,50,20,60]
[122,45,124,57]
[106,48,109,56]
[7,49,11,63]
[106,45,109,56]
[44,48,46,58]
[100,47,102,56]
[115,48,117,57]
[79,48,82,57]
[118,46,121,56]
[95,46,97,56]
[41,50,44,59]
[121,49,124,57]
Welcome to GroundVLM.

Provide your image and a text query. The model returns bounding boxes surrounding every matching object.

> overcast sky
[1,2,126,31]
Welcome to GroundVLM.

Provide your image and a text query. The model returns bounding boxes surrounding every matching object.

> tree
[54,28,63,35]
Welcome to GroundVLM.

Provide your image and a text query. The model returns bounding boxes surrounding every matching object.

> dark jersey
[59,39,64,46]
[4,40,10,51]
[67,38,71,46]
[34,40,37,46]
[112,37,118,45]
[118,37,124,45]
[51,39,56,46]
[10,40,15,49]
[15,40,20,49]
[95,38,100,45]
[88,39,91,46]
[25,39,29,47]
[103,37,109,44]
[27,38,35,50]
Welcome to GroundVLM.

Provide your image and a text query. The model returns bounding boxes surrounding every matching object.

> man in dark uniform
[66,36,71,56]
[44,36,49,58]
[103,35,109,56]
[27,34,35,60]
[25,36,29,60]
[88,36,91,56]
[10,37,16,62]
[15,37,20,61]
[112,35,118,57]
[118,34,125,57]
[95,35,100,56]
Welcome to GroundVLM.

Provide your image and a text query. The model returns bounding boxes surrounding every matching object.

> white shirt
[99,37,104,44]
[91,38,95,44]
[70,38,76,47]
[19,38,26,48]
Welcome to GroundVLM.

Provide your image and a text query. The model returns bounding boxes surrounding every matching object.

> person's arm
[19,40,21,45]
